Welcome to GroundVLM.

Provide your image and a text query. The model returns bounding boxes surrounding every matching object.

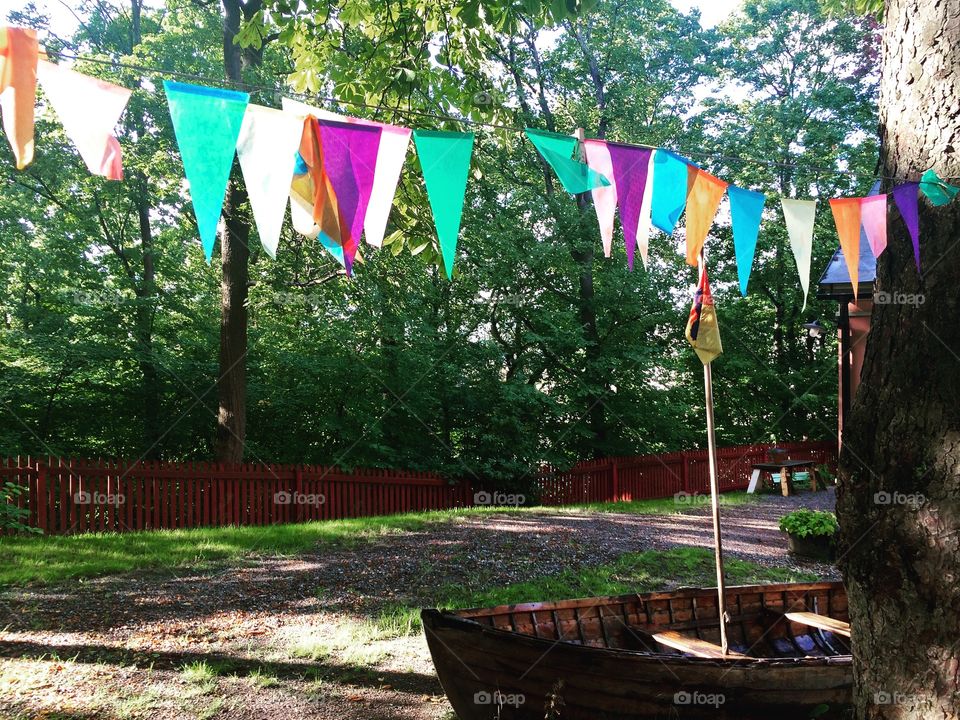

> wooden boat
[422,580,852,719]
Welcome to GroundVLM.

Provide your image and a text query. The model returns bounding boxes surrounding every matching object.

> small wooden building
[816,227,877,447]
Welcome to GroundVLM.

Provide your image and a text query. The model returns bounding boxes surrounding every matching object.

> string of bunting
[2,26,958,294]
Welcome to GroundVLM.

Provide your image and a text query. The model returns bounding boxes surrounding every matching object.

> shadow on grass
[0,639,441,694]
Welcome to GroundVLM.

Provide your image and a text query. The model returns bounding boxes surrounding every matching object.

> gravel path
[0,490,837,720]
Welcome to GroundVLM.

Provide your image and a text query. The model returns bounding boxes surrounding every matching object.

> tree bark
[837,0,960,717]
[214,0,261,462]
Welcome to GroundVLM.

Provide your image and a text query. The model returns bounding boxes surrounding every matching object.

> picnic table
[747,459,820,496]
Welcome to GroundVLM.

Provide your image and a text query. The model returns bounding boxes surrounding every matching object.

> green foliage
[0,481,40,533]
[0,0,878,475]
[778,508,839,538]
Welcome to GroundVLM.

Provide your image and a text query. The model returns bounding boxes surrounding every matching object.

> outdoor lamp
[803,320,825,340]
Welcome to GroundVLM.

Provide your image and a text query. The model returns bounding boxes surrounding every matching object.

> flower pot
[787,532,835,561]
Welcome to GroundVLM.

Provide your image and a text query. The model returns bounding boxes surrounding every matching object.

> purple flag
[607,142,653,270]
[893,182,921,273]
[318,119,383,274]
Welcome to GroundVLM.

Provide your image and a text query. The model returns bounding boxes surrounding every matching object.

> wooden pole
[704,359,730,655]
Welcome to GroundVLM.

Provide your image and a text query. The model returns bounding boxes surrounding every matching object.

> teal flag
[920,168,959,207]
[728,186,766,296]
[650,149,688,234]
[525,128,609,194]
[319,231,346,267]
[413,130,475,279]
[164,81,249,261]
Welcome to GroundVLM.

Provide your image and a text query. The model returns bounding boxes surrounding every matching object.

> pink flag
[582,139,617,257]
[317,118,382,275]
[37,59,131,180]
[860,194,887,257]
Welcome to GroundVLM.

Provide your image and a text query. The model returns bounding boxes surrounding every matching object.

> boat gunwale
[442,580,846,618]
[421,607,854,668]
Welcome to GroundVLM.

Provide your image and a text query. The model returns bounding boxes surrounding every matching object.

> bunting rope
[47,50,955,186]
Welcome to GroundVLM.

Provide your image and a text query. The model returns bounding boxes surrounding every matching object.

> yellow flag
[685,262,722,364]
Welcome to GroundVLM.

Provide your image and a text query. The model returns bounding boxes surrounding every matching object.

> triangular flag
[37,59,130,180]
[781,199,818,309]
[634,150,655,268]
[607,142,653,270]
[317,118,382,274]
[282,97,410,248]
[830,197,862,300]
[0,27,38,169]
[164,81,249,261]
[412,129,474,279]
[919,168,959,207]
[893,182,921,273]
[525,128,609,194]
[685,259,722,365]
[684,167,728,266]
[860,194,887,258]
[235,104,302,258]
[581,139,617,257]
[296,119,341,248]
[651,149,688,234]
[728,186,765,296]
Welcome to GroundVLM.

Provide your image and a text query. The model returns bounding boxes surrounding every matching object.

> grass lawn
[0,492,759,586]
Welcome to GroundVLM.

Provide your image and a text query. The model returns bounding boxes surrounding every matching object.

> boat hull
[422,582,852,720]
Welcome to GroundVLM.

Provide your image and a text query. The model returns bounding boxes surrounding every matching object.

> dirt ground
[0,491,837,720]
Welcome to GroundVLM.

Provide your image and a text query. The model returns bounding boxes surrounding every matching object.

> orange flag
[829,198,862,299]
[685,168,728,266]
[296,116,342,246]
[0,27,38,169]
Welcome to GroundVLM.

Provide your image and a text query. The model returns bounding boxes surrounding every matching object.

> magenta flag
[893,182,921,273]
[607,142,653,270]
[318,118,382,274]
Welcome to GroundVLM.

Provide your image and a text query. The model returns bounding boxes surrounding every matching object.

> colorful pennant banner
[164,80,249,261]
[413,129,475,279]
[0,26,37,169]
[235,103,302,258]
[607,142,652,271]
[525,128,609,194]
[781,198,817,310]
[728,186,765,296]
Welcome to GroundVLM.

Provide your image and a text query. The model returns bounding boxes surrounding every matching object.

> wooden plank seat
[652,630,746,659]
[784,612,851,638]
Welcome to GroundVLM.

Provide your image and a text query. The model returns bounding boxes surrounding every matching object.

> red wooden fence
[534,441,837,506]
[1,441,835,535]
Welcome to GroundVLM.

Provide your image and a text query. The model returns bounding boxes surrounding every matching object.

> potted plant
[779,509,838,560]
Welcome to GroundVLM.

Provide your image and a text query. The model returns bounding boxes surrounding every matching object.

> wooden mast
[699,251,729,655]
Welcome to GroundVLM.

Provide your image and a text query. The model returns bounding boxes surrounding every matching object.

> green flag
[413,130,475,279]
[919,168,959,207]
[164,81,249,261]
[525,128,610,194]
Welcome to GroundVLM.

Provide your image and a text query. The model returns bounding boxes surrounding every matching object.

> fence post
[295,466,304,523]
[35,459,47,533]
[610,459,619,503]
[681,451,690,493]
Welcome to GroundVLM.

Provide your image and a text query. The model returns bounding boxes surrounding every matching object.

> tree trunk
[214,0,260,462]
[135,180,162,458]
[837,1,960,717]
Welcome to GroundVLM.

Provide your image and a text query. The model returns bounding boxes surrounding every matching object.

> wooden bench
[652,631,746,659]
[784,612,851,638]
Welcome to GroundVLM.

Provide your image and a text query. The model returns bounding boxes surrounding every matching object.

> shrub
[778,509,838,538]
